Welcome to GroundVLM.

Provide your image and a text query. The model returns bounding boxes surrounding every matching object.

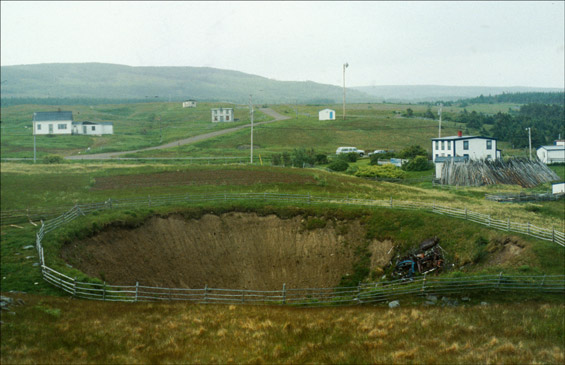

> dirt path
[66,108,290,160]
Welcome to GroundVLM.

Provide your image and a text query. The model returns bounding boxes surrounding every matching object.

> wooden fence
[32,192,565,304]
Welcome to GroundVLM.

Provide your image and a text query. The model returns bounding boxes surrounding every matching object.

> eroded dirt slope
[62,212,394,290]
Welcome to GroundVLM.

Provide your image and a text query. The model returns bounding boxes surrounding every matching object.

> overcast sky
[1,1,564,88]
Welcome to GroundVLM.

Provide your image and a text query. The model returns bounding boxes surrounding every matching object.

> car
[368,150,387,156]
[336,146,365,157]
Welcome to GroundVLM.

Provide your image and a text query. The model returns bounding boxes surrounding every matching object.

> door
[83,126,87,134]
[329,111,333,119]
[48,124,53,134]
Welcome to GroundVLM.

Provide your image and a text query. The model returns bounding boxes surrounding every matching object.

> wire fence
[32,192,565,305]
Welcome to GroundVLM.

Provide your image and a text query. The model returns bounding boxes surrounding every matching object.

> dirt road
[66,108,290,160]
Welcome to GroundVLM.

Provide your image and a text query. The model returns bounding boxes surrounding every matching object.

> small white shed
[537,141,565,164]
[72,122,114,135]
[319,109,336,121]
[183,100,197,108]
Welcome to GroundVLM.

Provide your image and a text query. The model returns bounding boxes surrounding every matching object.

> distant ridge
[0,63,375,104]
[353,85,563,102]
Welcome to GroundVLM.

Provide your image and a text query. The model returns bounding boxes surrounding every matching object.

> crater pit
[62,212,394,290]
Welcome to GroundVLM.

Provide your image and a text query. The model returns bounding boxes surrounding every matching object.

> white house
[432,132,501,178]
[211,108,234,122]
[537,140,565,164]
[182,100,197,108]
[319,109,336,121]
[72,122,114,136]
[33,111,73,135]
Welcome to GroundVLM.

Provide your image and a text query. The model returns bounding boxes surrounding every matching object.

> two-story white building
[33,111,73,135]
[211,108,234,122]
[432,131,501,178]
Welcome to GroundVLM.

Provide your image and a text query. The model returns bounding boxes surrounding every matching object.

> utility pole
[249,95,254,164]
[33,134,36,163]
[526,127,532,160]
[438,103,443,138]
[342,62,349,120]
[158,115,162,143]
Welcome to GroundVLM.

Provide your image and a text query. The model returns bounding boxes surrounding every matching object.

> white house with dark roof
[33,111,73,135]
[183,99,197,108]
[319,109,336,120]
[432,131,501,178]
[537,140,565,164]
[33,111,113,136]
[211,108,234,122]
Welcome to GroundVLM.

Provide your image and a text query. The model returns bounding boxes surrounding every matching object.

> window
[486,140,492,149]
[441,141,445,150]
[447,141,451,150]
[464,154,469,159]
[463,141,469,150]
[92,126,96,131]
[226,116,230,121]
[58,124,67,130]
[435,141,439,150]
[487,154,492,160]
[37,124,41,130]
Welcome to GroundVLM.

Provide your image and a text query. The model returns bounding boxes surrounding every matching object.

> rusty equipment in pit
[392,237,445,279]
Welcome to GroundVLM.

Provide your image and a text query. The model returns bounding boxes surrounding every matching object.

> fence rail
[31,192,565,305]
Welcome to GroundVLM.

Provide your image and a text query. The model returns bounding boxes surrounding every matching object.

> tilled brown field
[91,170,318,190]
[61,212,394,290]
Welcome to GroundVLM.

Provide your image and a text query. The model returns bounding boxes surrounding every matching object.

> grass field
[1,294,563,364]
[1,100,563,363]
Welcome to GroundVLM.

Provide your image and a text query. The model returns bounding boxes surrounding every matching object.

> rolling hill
[0,63,375,105]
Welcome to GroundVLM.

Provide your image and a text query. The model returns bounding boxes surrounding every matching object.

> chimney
[457,131,462,137]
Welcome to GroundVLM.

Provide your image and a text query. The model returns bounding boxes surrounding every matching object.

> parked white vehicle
[336,146,365,157]
[368,150,387,156]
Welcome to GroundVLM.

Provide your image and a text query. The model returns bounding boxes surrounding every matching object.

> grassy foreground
[1,293,563,364]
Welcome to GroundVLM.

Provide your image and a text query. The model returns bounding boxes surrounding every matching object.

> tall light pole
[342,62,349,120]
[438,103,443,138]
[526,127,532,160]
[249,95,254,164]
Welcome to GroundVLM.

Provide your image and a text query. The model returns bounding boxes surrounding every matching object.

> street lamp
[342,62,349,120]
[249,95,254,164]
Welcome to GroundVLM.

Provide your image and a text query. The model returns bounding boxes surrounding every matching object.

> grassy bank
[1,293,563,364]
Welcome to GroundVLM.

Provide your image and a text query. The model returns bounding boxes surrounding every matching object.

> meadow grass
[1,293,563,364]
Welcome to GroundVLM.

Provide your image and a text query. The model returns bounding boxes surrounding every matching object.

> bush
[369,151,396,165]
[282,152,291,166]
[42,154,67,164]
[337,152,358,163]
[354,164,406,179]
[271,153,281,166]
[398,145,428,159]
[401,156,433,171]
[315,154,329,165]
[328,159,349,172]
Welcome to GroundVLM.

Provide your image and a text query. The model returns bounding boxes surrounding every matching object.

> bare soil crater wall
[61,212,394,290]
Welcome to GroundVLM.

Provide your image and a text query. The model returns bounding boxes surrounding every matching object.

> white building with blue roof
[32,111,113,136]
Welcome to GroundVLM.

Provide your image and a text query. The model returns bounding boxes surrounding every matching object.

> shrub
[328,159,349,172]
[354,164,406,179]
[42,154,67,164]
[315,154,329,165]
[402,156,433,171]
[369,151,396,165]
[271,153,281,166]
[337,152,358,163]
[398,145,428,159]
[282,152,291,166]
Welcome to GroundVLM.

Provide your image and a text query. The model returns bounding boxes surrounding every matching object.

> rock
[1,296,14,311]
[441,296,450,303]
[25,256,35,260]
[481,301,488,306]
[426,295,438,304]
[424,301,436,306]
[23,245,34,250]
[461,297,471,302]
[32,263,40,267]
[388,300,400,308]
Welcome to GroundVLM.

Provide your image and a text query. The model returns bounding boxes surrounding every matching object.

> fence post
[432,201,435,212]
[496,272,503,290]
[103,281,106,301]
[465,207,468,220]
[73,277,77,297]
[282,283,286,305]
[507,219,510,231]
[148,195,151,207]
[540,274,546,289]
[390,197,393,208]
[204,284,208,304]
[135,281,139,302]
[356,282,361,303]
[108,198,113,209]
[308,193,311,205]
[242,292,245,304]
[552,227,555,243]
[527,222,530,235]
[488,215,491,227]
[421,274,427,294]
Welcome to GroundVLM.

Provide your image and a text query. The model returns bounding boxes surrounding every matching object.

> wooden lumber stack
[439,158,560,188]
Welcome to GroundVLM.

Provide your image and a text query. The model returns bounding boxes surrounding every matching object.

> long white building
[537,140,565,164]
